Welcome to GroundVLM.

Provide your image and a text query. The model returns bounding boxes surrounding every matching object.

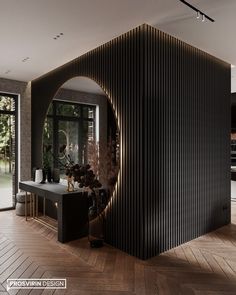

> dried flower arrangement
[87,136,120,192]
[65,163,102,192]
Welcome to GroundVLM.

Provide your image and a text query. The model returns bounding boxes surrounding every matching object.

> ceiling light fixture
[22,57,30,62]
[53,33,64,40]
[231,65,235,68]
[179,0,215,23]
[4,70,11,74]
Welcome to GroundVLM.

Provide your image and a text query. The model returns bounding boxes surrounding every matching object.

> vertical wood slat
[143,25,230,258]
[31,24,230,259]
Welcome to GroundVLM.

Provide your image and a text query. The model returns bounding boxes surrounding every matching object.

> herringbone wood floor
[1,204,236,294]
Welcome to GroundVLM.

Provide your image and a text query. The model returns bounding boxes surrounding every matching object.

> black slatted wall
[143,26,230,258]
[31,24,231,259]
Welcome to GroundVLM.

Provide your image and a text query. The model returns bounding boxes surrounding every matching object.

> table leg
[43,197,46,217]
[25,192,27,221]
[33,194,35,218]
[36,195,38,218]
[29,193,32,217]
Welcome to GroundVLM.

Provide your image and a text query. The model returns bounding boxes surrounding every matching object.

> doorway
[0,93,18,210]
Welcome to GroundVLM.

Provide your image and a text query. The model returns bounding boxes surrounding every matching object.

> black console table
[19,181,88,243]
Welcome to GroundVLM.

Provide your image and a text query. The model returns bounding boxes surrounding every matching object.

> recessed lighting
[53,33,64,40]
[22,57,30,62]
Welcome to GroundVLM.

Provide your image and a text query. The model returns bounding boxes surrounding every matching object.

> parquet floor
[1,204,236,294]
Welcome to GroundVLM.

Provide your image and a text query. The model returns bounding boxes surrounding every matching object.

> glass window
[43,117,53,169]
[83,106,95,119]
[0,96,15,112]
[56,102,80,117]
[0,94,17,210]
[43,100,96,172]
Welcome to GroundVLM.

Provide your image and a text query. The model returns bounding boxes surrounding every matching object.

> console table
[19,181,88,243]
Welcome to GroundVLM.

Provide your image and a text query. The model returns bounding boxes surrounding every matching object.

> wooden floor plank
[0,203,236,294]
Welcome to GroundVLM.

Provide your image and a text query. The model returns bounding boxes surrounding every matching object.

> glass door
[0,94,17,210]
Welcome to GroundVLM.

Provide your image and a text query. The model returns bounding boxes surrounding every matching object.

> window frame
[45,100,96,168]
[0,92,18,211]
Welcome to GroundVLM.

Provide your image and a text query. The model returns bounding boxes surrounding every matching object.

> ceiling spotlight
[179,0,215,22]
[53,33,64,40]
[22,57,30,62]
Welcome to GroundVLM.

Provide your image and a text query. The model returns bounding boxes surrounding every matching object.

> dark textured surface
[19,181,88,242]
[143,25,231,258]
[231,92,236,129]
[31,24,230,259]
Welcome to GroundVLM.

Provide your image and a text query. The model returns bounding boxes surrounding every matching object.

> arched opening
[42,77,120,220]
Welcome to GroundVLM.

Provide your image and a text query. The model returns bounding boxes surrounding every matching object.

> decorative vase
[32,167,37,181]
[52,168,60,183]
[46,167,52,182]
[35,169,43,183]
[88,188,104,248]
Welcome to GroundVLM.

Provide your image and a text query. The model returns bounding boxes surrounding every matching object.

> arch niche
[42,76,120,193]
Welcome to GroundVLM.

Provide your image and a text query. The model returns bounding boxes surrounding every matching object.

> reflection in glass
[42,79,120,196]
[56,102,80,117]
[42,77,120,247]
[43,100,96,175]
[58,120,79,170]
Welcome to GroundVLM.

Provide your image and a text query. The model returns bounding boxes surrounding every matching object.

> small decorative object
[35,169,43,183]
[32,167,37,181]
[42,168,46,183]
[67,175,74,192]
[46,167,52,182]
[43,144,53,182]
[52,168,60,183]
